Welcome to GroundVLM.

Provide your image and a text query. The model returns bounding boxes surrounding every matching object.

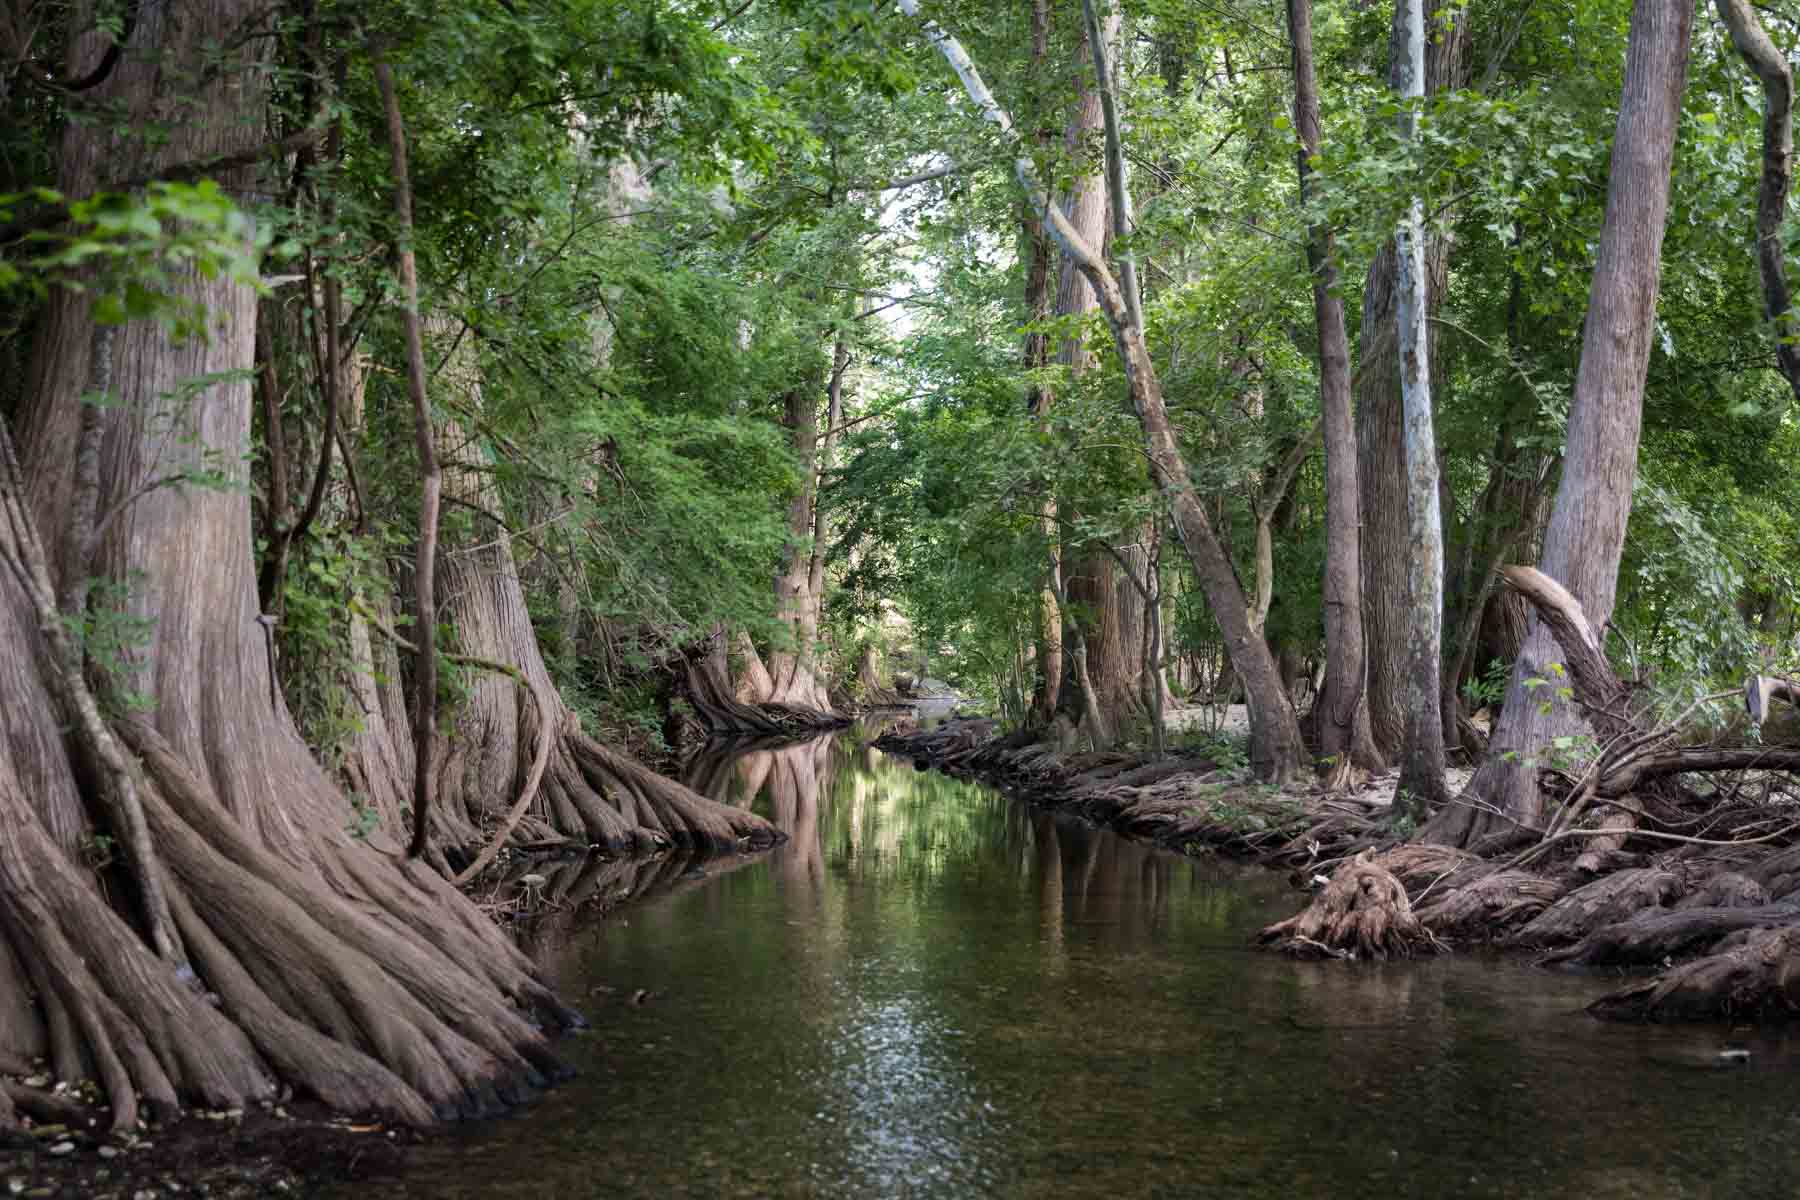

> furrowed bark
[7,0,581,1124]
[1433,0,1693,845]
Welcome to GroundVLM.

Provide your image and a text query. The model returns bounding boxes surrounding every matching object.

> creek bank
[874,716,1800,1023]
[0,1095,419,1198]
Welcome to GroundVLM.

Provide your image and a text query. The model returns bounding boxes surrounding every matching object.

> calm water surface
[348,732,1800,1198]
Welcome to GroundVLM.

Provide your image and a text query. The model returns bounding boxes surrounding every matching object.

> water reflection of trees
[488,847,762,967]
[685,734,1251,956]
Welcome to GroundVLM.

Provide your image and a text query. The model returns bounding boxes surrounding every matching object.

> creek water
[345,728,1800,1198]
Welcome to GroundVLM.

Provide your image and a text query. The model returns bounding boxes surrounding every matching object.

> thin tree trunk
[1053,3,1143,735]
[1715,0,1800,403]
[1025,0,1062,728]
[373,60,442,862]
[1355,0,1468,761]
[1394,0,1448,821]
[1288,0,1382,783]
[1430,0,1693,845]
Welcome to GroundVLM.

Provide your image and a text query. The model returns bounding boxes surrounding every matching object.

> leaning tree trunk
[427,333,777,860]
[7,0,577,1126]
[896,0,1309,782]
[1428,0,1693,846]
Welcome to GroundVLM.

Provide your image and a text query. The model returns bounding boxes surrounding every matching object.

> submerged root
[1542,903,1800,969]
[1589,924,1800,1021]
[1258,850,1444,960]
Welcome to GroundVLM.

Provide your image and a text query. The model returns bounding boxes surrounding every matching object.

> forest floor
[0,1098,417,1198]
[873,713,1800,1023]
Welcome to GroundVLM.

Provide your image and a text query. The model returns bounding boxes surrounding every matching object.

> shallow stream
[345,729,1800,1198]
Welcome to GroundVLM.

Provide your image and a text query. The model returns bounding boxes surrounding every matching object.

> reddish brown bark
[7,0,573,1124]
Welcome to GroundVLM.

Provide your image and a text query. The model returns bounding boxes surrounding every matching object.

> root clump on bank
[1257,850,1443,960]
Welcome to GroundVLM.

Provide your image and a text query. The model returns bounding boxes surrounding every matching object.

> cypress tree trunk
[1393,0,1449,821]
[1429,0,1693,846]
[895,0,1308,780]
[5,0,574,1124]
[1355,0,1468,760]
[427,330,777,857]
[1287,0,1383,782]
[765,384,834,712]
[1053,3,1148,741]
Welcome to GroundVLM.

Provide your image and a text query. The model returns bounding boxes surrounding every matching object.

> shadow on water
[336,732,1800,1199]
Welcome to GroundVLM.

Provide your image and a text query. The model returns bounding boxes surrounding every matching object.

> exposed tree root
[1413,869,1565,939]
[1506,867,1684,949]
[1678,871,1769,910]
[1542,904,1800,968]
[1588,924,1800,1021]
[1367,844,1489,893]
[885,703,1800,1024]
[678,639,850,741]
[1258,851,1443,959]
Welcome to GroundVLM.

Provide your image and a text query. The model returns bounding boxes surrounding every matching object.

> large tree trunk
[428,333,776,857]
[1355,0,1468,761]
[1429,0,1693,846]
[765,383,834,713]
[1287,0,1383,782]
[6,0,574,1125]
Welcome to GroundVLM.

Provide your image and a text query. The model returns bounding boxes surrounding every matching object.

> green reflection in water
[334,734,1800,1199]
